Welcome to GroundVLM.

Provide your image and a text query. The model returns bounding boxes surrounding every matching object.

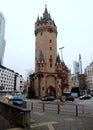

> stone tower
[29,6,71,98]
[35,5,57,73]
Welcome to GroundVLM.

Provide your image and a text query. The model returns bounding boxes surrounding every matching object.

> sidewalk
[1,110,93,130]
[31,111,93,130]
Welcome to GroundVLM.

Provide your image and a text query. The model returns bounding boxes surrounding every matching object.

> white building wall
[0,65,15,91]
[20,76,24,91]
[0,65,24,92]
[15,75,20,91]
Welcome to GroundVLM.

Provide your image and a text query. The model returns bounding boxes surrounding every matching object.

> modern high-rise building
[29,6,71,98]
[0,12,6,65]
[73,54,82,75]
[73,61,79,75]
[79,54,82,74]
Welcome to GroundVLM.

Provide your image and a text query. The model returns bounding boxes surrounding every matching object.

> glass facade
[0,13,5,65]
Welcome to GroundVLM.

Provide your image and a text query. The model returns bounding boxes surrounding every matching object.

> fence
[30,102,93,117]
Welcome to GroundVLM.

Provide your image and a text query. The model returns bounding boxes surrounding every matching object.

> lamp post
[59,47,64,62]
[29,74,35,98]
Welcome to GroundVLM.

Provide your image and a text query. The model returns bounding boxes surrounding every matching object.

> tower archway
[47,86,55,97]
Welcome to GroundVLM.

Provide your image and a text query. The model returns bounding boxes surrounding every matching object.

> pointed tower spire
[56,54,61,63]
[45,5,48,14]
[43,5,49,20]
[39,50,44,63]
[36,15,40,23]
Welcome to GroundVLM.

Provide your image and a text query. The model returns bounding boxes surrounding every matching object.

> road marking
[64,118,75,121]
[33,112,44,115]
[48,123,56,130]
[31,121,58,130]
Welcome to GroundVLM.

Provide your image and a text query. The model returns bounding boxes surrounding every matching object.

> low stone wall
[0,101,31,128]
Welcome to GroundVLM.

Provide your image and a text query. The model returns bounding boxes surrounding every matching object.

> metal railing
[30,102,93,117]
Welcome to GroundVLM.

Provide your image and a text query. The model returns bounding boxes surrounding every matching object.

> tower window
[50,55,52,58]
[41,32,43,36]
[49,59,53,62]
[50,64,52,68]
[48,28,53,33]
[50,47,52,50]
[50,40,52,43]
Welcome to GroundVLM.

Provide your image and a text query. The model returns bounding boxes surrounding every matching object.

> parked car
[66,95,75,101]
[79,94,91,100]
[41,95,55,101]
[5,92,23,101]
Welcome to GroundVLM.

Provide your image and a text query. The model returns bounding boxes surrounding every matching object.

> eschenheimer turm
[30,5,71,98]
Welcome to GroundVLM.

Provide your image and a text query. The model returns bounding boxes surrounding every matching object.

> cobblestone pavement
[31,110,93,130]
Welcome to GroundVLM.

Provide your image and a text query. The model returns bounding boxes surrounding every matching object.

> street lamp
[59,47,64,62]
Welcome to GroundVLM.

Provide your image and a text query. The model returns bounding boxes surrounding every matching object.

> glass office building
[0,13,6,65]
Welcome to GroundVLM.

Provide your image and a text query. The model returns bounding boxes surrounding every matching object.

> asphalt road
[31,97,93,116]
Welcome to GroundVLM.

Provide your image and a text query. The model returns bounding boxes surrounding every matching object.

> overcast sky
[0,0,93,79]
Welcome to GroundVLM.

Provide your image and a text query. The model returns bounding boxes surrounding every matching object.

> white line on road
[31,121,58,130]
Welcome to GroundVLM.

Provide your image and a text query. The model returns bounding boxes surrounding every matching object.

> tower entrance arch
[47,86,55,97]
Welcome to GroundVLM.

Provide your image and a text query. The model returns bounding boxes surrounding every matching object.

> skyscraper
[79,54,82,74]
[0,12,6,65]
[73,61,79,75]
[73,54,82,75]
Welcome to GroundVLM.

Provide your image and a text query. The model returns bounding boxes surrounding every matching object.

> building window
[50,47,52,50]
[50,55,52,58]
[50,40,52,43]
[49,59,53,62]
[50,64,52,68]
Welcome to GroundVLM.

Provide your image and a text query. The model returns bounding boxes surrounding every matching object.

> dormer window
[48,28,53,33]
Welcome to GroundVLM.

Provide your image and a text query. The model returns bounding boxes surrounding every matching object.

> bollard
[76,105,78,117]
[42,103,45,112]
[82,105,85,114]
[31,102,33,110]
[57,103,60,114]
